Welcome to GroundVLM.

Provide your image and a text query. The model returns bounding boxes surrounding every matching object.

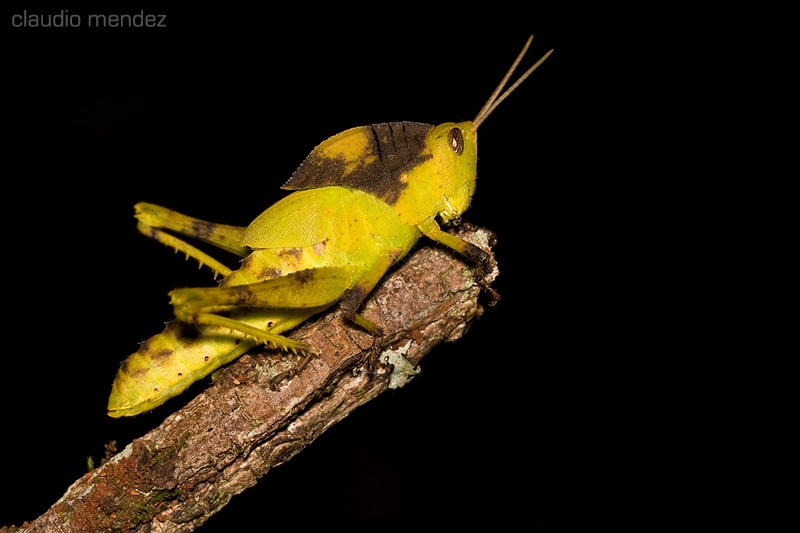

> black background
[4,6,782,532]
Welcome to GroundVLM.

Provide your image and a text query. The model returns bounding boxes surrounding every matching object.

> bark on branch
[18,226,498,533]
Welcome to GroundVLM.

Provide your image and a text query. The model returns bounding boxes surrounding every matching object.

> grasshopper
[108,36,552,417]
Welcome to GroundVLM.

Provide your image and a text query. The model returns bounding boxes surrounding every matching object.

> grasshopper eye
[447,127,464,155]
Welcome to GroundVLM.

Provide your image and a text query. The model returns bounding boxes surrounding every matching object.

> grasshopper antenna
[471,35,554,132]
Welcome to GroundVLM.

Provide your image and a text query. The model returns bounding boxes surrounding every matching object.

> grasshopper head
[421,36,553,226]
[426,121,478,224]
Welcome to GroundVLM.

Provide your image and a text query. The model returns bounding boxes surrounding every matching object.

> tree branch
[18,226,497,533]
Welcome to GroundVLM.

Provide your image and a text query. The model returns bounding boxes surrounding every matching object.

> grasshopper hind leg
[169,266,354,354]
[134,202,250,279]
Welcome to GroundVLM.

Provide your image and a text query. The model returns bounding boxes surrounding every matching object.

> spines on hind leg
[134,202,250,279]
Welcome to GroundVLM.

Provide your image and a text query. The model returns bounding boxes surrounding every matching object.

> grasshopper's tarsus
[477,278,501,307]
[270,352,314,391]
[344,311,384,336]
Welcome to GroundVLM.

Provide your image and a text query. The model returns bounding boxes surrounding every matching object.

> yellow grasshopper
[108,36,553,417]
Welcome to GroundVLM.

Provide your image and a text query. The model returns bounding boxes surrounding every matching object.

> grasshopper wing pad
[283,122,433,205]
[242,188,337,249]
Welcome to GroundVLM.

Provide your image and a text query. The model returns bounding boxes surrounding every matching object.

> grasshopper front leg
[417,217,491,268]
[417,217,500,303]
